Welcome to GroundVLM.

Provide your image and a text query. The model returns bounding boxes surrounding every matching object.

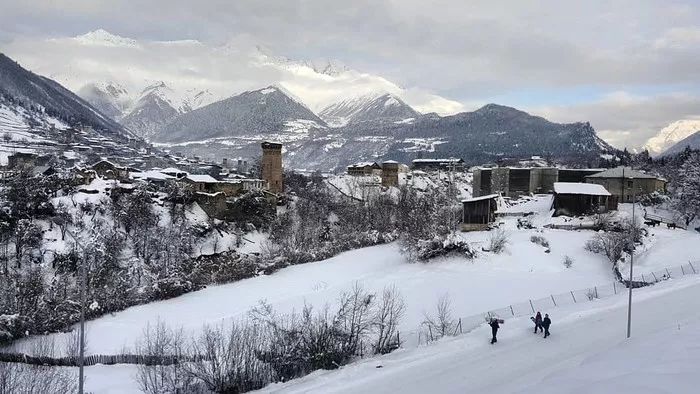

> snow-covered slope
[79,80,216,139]
[151,85,327,157]
[77,81,132,120]
[263,275,700,394]
[643,119,700,156]
[0,53,128,138]
[319,93,420,127]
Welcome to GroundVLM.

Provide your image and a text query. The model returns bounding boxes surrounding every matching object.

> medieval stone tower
[261,141,283,194]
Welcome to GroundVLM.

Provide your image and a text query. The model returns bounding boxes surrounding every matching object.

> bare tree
[64,327,88,360]
[336,283,375,355]
[0,362,77,394]
[135,320,195,394]
[372,285,405,354]
[423,293,455,340]
[184,322,271,393]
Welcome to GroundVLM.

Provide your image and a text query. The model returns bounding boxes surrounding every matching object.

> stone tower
[381,160,400,187]
[261,141,283,194]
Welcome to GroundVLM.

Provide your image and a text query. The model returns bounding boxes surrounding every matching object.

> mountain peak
[319,92,419,127]
[474,103,525,115]
[644,119,700,156]
[74,29,139,47]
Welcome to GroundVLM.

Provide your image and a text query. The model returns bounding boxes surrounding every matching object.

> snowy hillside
[151,86,327,159]
[77,81,132,120]
[263,275,700,394]
[11,190,699,393]
[319,93,420,127]
[643,119,700,156]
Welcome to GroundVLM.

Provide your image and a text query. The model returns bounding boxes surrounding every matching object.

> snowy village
[1,2,700,394]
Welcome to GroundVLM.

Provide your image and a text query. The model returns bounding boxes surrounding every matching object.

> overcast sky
[1,0,699,149]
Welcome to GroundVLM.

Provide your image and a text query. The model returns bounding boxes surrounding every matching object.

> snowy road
[261,276,700,394]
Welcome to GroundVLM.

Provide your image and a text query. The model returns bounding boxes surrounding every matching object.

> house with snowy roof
[584,167,667,203]
[91,159,129,180]
[411,158,465,171]
[552,182,617,216]
[347,162,381,176]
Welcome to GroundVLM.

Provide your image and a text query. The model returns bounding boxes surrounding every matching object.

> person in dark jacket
[489,318,500,344]
[542,314,551,338]
[533,312,543,334]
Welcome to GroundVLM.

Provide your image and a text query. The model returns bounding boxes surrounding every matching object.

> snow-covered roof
[585,167,659,180]
[412,158,464,163]
[382,160,399,164]
[348,161,379,168]
[462,194,499,203]
[132,170,175,181]
[186,174,218,183]
[553,182,611,196]
[160,167,187,174]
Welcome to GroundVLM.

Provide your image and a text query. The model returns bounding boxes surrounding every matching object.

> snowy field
[13,194,700,393]
[262,275,700,394]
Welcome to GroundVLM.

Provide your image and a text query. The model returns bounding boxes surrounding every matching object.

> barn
[552,182,616,217]
[461,194,499,231]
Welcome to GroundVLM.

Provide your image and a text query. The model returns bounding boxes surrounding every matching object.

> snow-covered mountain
[79,80,216,139]
[0,53,128,138]
[77,81,132,120]
[287,103,616,171]
[662,130,700,156]
[643,120,700,156]
[152,86,327,158]
[319,93,421,127]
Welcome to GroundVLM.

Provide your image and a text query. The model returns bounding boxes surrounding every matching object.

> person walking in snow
[533,311,543,334]
[489,318,500,344]
[542,314,551,338]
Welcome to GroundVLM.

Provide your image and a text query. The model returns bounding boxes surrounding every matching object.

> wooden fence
[0,352,206,367]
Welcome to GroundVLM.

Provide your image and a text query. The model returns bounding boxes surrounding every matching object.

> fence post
[570,291,577,303]
[529,299,535,313]
[459,318,463,334]
[594,286,598,299]
[690,262,697,274]
[651,272,658,282]
[642,274,646,283]
[550,295,557,306]
[613,281,617,294]
[666,268,672,277]
[509,305,514,316]
[681,265,685,275]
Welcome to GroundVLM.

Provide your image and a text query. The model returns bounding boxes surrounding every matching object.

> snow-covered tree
[673,152,700,225]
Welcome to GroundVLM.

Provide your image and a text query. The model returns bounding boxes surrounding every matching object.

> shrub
[487,229,509,254]
[422,294,455,340]
[530,235,549,248]
[563,255,574,268]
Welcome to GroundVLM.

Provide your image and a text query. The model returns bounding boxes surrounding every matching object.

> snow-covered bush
[487,229,509,254]
[563,255,574,268]
[412,235,477,262]
[530,235,549,248]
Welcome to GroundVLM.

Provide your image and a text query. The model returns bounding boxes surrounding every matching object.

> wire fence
[402,261,700,347]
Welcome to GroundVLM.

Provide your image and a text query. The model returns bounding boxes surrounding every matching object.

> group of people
[532,311,552,338]
[488,311,552,344]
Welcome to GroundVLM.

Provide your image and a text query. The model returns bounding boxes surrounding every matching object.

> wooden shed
[461,194,499,231]
[552,182,616,217]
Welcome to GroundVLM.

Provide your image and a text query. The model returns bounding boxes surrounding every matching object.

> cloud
[1,0,699,144]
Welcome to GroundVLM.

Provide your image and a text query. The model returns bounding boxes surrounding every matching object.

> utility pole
[65,228,88,394]
[626,177,635,338]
